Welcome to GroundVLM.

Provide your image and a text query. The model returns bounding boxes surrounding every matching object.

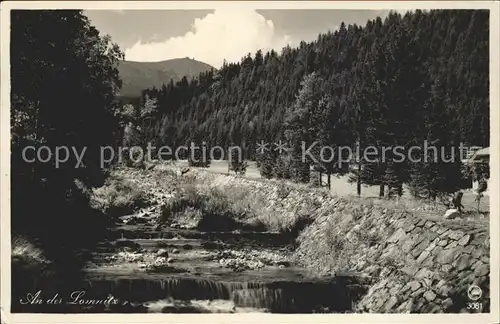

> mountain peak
[118,58,214,97]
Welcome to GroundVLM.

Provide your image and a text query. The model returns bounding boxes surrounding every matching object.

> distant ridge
[118,58,214,97]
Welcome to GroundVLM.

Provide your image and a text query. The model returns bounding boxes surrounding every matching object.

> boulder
[115,239,141,250]
[443,209,459,219]
[276,261,291,268]
[156,249,169,257]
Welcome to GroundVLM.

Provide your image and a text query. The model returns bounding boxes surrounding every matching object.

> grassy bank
[158,172,322,243]
[90,172,149,218]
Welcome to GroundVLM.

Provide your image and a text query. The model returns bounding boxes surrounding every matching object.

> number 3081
[467,302,483,310]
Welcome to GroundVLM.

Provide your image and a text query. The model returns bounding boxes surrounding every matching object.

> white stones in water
[216,249,290,271]
[155,257,168,264]
[116,251,144,263]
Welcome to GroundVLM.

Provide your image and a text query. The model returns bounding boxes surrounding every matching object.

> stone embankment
[188,167,490,313]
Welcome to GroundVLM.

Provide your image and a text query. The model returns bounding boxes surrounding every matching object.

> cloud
[124,9,293,67]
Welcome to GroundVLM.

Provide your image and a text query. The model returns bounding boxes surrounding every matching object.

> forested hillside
[130,9,489,198]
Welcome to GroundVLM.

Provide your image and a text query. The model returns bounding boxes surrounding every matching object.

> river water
[82,221,366,313]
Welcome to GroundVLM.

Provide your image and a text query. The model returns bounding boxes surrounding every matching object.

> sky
[84,9,402,68]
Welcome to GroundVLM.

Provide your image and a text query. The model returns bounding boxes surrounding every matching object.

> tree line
[10,10,124,288]
[128,9,489,199]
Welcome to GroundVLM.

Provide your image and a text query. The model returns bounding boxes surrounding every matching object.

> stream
[80,215,368,313]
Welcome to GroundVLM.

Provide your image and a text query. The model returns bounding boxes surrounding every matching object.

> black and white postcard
[1,1,499,323]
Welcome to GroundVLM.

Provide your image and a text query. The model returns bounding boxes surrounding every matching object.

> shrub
[12,236,48,265]
[161,184,203,223]
[276,182,292,199]
[90,175,148,217]
[11,236,54,312]
[161,185,255,231]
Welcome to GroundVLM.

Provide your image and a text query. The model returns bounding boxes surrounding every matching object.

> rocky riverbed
[83,221,363,313]
[79,163,489,313]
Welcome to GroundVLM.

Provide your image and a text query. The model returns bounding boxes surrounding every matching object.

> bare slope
[118,58,214,97]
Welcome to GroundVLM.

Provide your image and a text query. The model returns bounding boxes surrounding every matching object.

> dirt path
[174,160,490,213]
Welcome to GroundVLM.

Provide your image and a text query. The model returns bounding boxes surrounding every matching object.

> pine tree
[229,144,247,175]
[257,146,278,179]
[284,72,324,183]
